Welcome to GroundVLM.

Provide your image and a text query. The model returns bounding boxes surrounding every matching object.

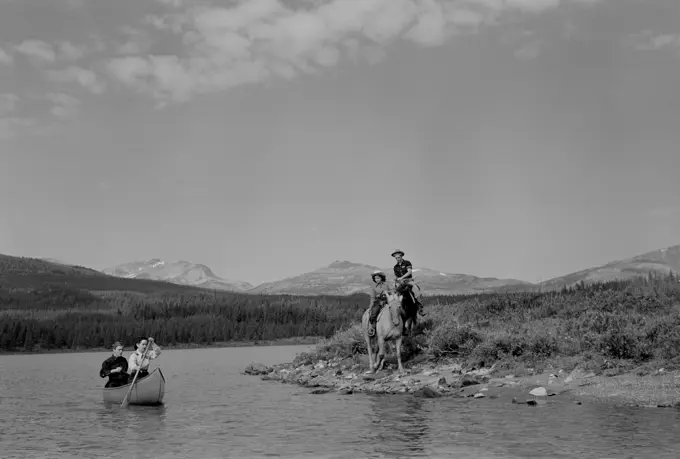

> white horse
[361,291,406,374]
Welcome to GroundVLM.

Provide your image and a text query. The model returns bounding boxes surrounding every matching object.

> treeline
[0,286,375,352]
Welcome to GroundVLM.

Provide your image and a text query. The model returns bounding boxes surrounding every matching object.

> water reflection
[582,403,680,455]
[95,404,167,440]
[367,394,430,458]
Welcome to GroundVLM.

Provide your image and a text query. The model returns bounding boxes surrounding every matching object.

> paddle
[121,337,152,408]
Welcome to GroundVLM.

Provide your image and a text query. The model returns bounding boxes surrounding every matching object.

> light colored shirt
[369,281,393,308]
[128,343,162,372]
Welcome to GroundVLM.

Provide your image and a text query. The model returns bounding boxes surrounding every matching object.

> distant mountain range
[102,259,254,292]
[99,244,680,296]
[537,244,680,290]
[247,261,531,296]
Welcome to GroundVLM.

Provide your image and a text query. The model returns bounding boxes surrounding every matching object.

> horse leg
[376,335,386,372]
[395,335,405,375]
[365,334,375,373]
[403,317,412,336]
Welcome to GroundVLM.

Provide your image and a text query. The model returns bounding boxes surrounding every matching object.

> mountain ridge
[102,259,254,292]
[30,243,680,296]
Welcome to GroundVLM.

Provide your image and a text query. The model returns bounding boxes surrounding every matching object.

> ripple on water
[1,346,680,458]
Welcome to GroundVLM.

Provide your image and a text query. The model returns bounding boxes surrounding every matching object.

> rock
[512,397,519,404]
[310,389,331,395]
[526,399,537,406]
[244,363,273,375]
[438,376,447,385]
[473,393,485,398]
[414,386,441,398]
[467,368,492,377]
[461,374,487,387]
[529,387,548,397]
[338,388,353,395]
[423,370,438,376]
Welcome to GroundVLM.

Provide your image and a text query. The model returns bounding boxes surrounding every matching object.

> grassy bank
[0,336,320,356]
[294,274,680,388]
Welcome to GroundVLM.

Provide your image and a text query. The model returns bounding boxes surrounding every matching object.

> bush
[296,273,680,372]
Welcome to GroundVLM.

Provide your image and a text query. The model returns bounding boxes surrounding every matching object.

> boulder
[414,386,441,398]
[244,362,273,375]
[529,387,548,397]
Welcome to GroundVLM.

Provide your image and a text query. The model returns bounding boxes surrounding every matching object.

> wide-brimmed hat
[391,249,405,257]
[371,270,386,282]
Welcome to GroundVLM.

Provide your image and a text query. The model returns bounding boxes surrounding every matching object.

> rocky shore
[245,355,680,408]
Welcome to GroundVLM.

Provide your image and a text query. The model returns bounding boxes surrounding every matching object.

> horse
[361,286,419,375]
[395,280,420,336]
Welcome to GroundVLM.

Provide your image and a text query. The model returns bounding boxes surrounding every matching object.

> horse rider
[391,249,425,316]
[367,270,394,337]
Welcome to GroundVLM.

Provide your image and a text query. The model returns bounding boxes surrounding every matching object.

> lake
[1,345,679,458]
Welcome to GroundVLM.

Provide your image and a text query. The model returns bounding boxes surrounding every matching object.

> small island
[246,273,680,409]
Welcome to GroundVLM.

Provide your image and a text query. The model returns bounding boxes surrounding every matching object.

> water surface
[1,345,679,458]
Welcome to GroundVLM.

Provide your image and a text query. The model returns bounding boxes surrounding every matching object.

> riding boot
[368,320,376,337]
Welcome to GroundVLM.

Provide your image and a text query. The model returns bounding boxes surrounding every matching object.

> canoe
[102,368,166,406]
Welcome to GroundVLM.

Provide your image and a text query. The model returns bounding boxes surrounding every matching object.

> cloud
[514,39,543,60]
[0,46,13,66]
[14,40,57,66]
[628,30,680,51]
[57,41,88,61]
[0,117,42,141]
[46,92,81,118]
[0,93,19,116]
[13,39,92,67]
[105,0,600,105]
[45,66,107,94]
[114,26,153,56]
[156,0,184,7]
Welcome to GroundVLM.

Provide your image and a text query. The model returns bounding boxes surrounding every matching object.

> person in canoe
[100,341,129,388]
[128,336,162,380]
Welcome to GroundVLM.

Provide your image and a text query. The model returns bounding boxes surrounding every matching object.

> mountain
[539,244,680,290]
[0,253,214,295]
[248,260,532,296]
[102,259,253,292]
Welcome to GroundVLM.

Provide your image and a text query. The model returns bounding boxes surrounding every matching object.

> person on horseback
[367,270,393,337]
[391,249,425,316]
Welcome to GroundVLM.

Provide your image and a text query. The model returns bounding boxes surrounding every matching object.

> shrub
[295,274,680,372]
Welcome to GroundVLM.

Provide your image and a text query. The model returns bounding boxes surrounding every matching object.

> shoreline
[0,336,320,356]
[244,354,680,409]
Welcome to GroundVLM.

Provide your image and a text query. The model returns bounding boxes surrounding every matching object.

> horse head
[385,291,402,304]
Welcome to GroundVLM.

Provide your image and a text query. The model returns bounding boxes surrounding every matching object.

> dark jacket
[100,355,129,386]
[394,259,413,280]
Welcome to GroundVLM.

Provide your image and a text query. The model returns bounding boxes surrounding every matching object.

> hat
[371,270,386,282]
[391,249,405,257]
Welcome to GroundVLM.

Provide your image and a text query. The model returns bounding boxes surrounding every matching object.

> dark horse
[394,280,419,336]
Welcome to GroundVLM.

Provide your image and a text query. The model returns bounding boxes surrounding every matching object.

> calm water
[1,345,679,459]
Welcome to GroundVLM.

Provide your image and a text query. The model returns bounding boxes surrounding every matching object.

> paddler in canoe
[100,341,130,388]
[128,336,162,380]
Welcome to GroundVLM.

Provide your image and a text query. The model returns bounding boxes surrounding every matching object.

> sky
[1,0,680,286]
